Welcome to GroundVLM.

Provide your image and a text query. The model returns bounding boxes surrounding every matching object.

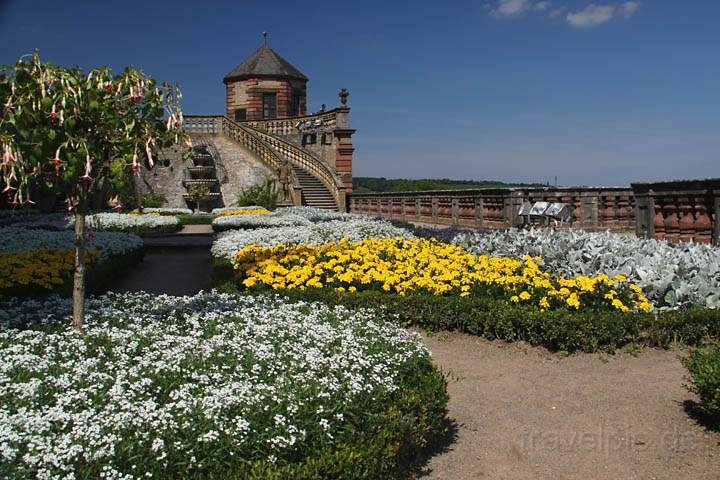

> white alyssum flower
[0,226,142,261]
[0,291,428,479]
[85,213,179,233]
[211,218,415,263]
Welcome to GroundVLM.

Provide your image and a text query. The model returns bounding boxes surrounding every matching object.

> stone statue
[277,160,292,202]
[339,88,349,106]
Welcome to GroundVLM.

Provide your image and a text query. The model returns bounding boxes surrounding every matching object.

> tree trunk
[72,209,87,330]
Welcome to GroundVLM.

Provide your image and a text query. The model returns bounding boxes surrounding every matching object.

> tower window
[234,108,246,121]
[262,93,277,119]
[290,93,301,117]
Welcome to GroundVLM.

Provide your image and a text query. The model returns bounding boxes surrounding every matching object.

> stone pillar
[714,195,720,245]
[475,196,484,228]
[431,196,439,224]
[333,107,355,192]
[415,198,421,222]
[581,191,599,230]
[451,198,459,225]
[504,191,525,227]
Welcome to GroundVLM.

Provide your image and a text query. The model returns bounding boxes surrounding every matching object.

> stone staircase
[182,146,224,211]
[291,165,337,210]
[183,116,347,212]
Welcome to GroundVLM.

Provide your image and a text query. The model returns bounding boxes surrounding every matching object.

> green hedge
[220,284,719,353]
[220,356,448,479]
[178,214,215,225]
[684,344,720,422]
[101,223,180,236]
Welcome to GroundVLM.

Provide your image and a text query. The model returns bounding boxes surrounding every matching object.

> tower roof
[223,45,308,83]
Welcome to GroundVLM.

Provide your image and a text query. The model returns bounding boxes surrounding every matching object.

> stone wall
[225,77,307,120]
[138,134,274,209]
[210,134,275,204]
[136,144,189,208]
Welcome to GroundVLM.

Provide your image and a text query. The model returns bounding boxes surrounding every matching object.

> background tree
[0,52,189,328]
[187,183,210,213]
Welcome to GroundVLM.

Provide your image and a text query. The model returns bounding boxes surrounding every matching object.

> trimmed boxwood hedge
[222,356,448,480]
[178,214,215,225]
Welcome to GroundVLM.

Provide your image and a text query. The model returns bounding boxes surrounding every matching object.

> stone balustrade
[633,179,719,245]
[350,187,636,232]
[351,181,719,244]
[241,110,339,136]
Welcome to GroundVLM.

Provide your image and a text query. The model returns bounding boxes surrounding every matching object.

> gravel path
[419,331,720,480]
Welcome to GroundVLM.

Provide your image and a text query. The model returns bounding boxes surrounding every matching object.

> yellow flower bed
[128,212,163,217]
[216,209,271,217]
[233,238,651,313]
[0,249,99,290]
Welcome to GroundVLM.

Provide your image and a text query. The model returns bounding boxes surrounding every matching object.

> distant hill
[352,177,545,193]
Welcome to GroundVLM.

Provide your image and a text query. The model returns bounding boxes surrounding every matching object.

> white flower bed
[138,207,193,216]
[212,218,416,263]
[0,227,143,261]
[0,291,428,479]
[274,207,365,222]
[85,212,180,234]
[212,212,311,231]
[453,228,720,309]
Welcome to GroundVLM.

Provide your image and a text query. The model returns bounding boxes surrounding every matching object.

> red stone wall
[225,77,307,120]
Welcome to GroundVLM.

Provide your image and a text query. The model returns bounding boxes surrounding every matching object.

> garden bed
[0,292,448,479]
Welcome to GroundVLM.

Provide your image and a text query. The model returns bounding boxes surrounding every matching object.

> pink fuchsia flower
[145,139,154,168]
[131,151,140,175]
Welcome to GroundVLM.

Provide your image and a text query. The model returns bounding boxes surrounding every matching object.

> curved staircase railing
[184,115,346,211]
[184,115,303,207]
[235,123,346,210]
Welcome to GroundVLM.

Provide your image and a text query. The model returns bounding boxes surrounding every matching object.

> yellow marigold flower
[519,291,531,301]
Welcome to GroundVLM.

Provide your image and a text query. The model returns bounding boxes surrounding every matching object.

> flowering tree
[0,52,190,328]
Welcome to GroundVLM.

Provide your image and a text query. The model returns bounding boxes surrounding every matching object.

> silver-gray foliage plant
[453,229,720,310]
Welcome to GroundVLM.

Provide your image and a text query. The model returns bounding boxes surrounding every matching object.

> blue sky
[1,0,718,186]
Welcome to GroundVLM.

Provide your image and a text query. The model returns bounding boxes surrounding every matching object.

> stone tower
[223,39,308,121]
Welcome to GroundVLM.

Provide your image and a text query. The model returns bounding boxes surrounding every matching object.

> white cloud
[492,0,533,17]
[489,1,640,25]
[548,6,566,18]
[618,1,641,17]
[566,4,616,28]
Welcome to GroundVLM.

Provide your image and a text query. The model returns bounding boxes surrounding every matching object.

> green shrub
[684,344,720,420]
[140,193,167,208]
[178,214,215,225]
[236,177,278,210]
